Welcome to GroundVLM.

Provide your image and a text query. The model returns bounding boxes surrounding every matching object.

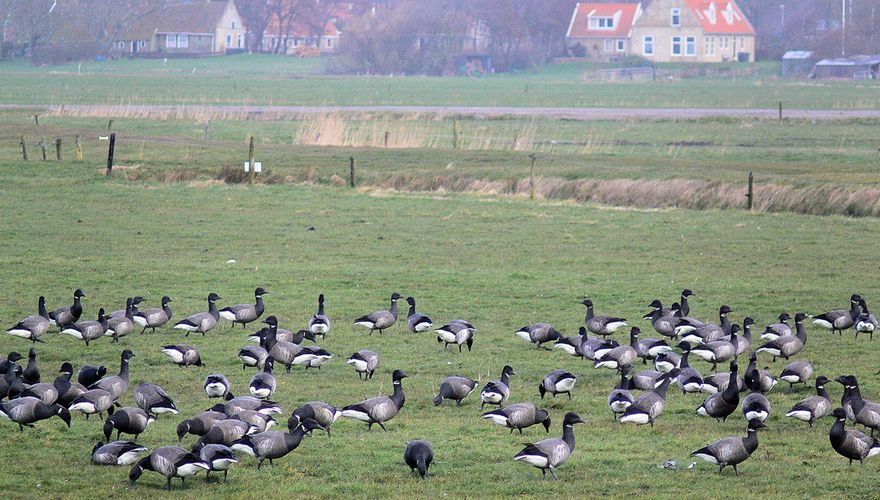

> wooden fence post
[108,119,114,130]
[529,154,536,201]
[778,102,783,121]
[33,114,39,125]
[349,156,356,188]
[75,135,83,160]
[55,138,62,161]
[746,171,754,210]
[512,131,519,151]
[39,139,47,161]
[247,136,255,185]
[106,133,116,175]
[383,131,389,148]
[453,120,461,150]
[204,122,210,141]
[20,136,28,161]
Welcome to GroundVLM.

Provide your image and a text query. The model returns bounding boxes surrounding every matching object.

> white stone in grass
[226,259,237,264]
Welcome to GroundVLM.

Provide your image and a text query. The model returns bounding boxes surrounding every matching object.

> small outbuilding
[810,55,880,80]
[781,50,815,78]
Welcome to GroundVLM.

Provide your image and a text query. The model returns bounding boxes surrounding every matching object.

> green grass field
[1,162,880,497]
[3,55,880,109]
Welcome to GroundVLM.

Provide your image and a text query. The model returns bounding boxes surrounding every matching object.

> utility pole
[841,0,847,56]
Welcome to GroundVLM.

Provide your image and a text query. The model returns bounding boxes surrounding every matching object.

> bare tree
[238,0,273,52]
[5,0,60,56]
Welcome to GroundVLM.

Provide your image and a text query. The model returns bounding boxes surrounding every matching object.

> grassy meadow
[0,162,879,497]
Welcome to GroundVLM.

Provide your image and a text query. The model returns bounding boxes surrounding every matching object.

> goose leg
[224,470,228,482]
[548,468,558,480]
[258,458,264,469]
[567,392,572,400]
[541,469,547,480]
[733,465,739,476]
[377,421,387,432]
[140,326,147,335]
[166,477,172,490]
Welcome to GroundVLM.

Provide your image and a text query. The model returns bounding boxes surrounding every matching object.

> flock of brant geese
[2,287,880,487]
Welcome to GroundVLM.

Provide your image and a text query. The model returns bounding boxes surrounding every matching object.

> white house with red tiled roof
[566,3,643,61]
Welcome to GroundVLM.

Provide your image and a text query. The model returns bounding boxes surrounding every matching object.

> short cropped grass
[0,163,879,497]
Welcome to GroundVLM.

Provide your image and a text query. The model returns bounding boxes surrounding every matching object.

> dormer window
[232,21,236,30]
[671,8,681,27]
[589,16,615,29]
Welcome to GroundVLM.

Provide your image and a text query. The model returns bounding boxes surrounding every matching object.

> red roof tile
[567,3,642,39]
[683,0,754,35]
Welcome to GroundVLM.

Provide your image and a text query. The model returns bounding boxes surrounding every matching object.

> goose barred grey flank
[696,361,740,422]
[341,369,408,431]
[692,419,766,475]
[103,406,155,441]
[128,446,210,490]
[134,382,178,416]
[91,441,148,466]
[219,287,266,328]
[69,389,114,420]
[0,396,71,432]
[436,320,475,352]
[354,293,401,335]
[133,296,173,334]
[199,444,238,482]
[812,294,861,335]
[106,297,135,342]
[173,292,221,336]
[608,368,634,420]
[61,308,109,346]
[837,375,880,437]
[482,403,551,434]
[786,376,831,426]
[594,327,639,372]
[779,361,813,388]
[539,370,577,400]
[176,410,227,440]
[742,387,771,422]
[434,376,477,406]
[49,288,85,329]
[231,415,323,469]
[405,296,433,333]
[90,349,134,401]
[6,296,50,343]
[161,344,202,367]
[513,412,584,480]
[757,312,808,361]
[514,323,562,349]
[829,407,880,465]
[761,313,792,341]
[481,365,514,409]
[676,342,704,394]
[347,350,380,380]
[292,402,341,436]
[581,299,627,337]
[619,370,678,426]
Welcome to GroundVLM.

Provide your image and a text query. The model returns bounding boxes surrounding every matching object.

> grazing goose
[22,348,40,384]
[761,313,792,341]
[645,300,691,339]
[680,305,733,344]
[219,394,283,416]
[134,382,178,416]
[238,345,268,371]
[594,327,639,371]
[134,296,173,334]
[514,412,584,480]
[630,369,667,391]
[248,326,314,345]
[405,297,433,333]
[162,344,202,367]
[404,440,434,478]
[49,288,85,329]
[744,353,778,393]
[341,369,408,431]
[702,371,745,395]
[292,402,341,436]
[539,370,577,400]
[692,419,766,475]
[103,406,155,441]
[636,335,672,365]
[69,389,114,420]
[302,346,332,369]
[220,287,266,329]
[436,320,475,352]
[54,362,87,407]
[232,415,323,468]
[481,365,515,409]
[837,375,880,436]
[690,325,738,372]
[554,330,585,357]
[204,374,230,399]
[77,364,106,388]
[21,378,59,405]
[676,342,704,394]
[653,351,680,373]
[261,317,316,373]
[0,396,71,432]
[581,299,627,337]
[813,294,861,335]
[192,419,259,452]
[786,376,832,426]
[199,444,238,482]
[308,293,331,338]
[347,349,380,380]
[61,308,109,346]
[92,441,148,466]
[515,323,562,349]
[249,357,276,399]
[578,328,619,361]
[232,409,277,433]
[90,350,134,401]
[354,293,401,335]
[6,296,50,343]
[619,371,677,426]
[608,368,634,420]
[129,446,210,490]
[696,361,740,422]
[106,298,135,342]
[780,361,813,388]
[173,293,221,336]
[482,403,551,434]
[109,296,142,319]
[742,387,771,422]
[434,376,477,406]
[855,298,877,340]
[757,312,808,361]
[176,410,227,440]
[829,407,880,466]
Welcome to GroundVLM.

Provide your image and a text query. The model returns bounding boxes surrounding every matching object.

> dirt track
[4,104,879,120]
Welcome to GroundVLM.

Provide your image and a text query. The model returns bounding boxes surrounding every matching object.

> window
[671,36,682,56]
[178,34,188,48]
[705,36,715,56]
[226,34,232,46]
[604,39,614,52]
[643,36,653,55]
[326,38,332,48]
[237,34,243,48]
[589,17,615,29]
[720,37,729,49]
[165,35,176,48]
[671,8,681,27]
[232,21,236,30]
[685,36,695,56]
[616,39,625,52]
